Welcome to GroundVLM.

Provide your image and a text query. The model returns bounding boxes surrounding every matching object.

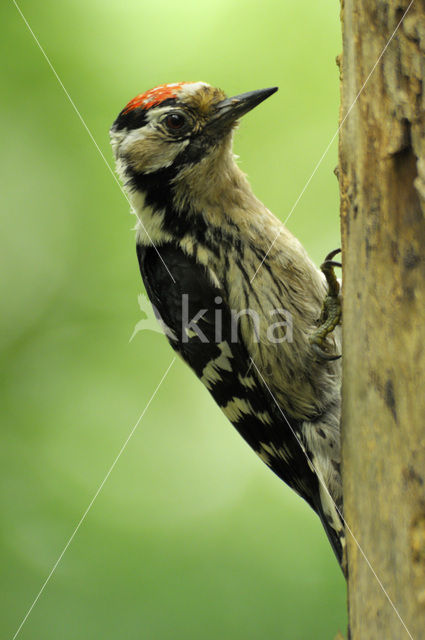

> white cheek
[143,139,190,173]
[110,126,150,163]
[109,127,127,160]
[111,122,190,175]
[120,127,150,154]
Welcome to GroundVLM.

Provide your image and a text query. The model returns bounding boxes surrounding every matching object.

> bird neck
[131,136,264,249]
[172,136,255,214]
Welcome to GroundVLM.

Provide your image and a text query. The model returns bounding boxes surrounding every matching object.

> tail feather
[315,493,347,577]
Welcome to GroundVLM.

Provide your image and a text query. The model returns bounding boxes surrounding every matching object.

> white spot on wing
[256,449,271,466]
[222,397,254,422]
[201,342,233,390]
[238,374,256,390]
[255,411,273,426]
[259,441,292,463]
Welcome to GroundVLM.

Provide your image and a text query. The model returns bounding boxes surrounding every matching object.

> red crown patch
[122,82,192,114]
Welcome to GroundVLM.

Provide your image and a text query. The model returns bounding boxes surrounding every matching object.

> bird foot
[310,248,342,361]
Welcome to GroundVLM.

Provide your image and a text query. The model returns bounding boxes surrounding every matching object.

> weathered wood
[339,1,425,638]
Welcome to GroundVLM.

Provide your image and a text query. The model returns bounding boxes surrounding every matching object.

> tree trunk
[339,1,425,638]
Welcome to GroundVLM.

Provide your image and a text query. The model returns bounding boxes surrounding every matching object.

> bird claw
[310,249,342,361]
[312,342,342,361]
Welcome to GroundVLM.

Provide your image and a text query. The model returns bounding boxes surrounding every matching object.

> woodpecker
[110,82,344,572]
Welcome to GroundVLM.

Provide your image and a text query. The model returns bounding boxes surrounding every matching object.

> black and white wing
[137,242,343,566]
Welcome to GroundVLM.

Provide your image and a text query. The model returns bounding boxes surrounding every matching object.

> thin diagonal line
[12,0,176,284]
[250,0,415,284]
[11,357,176,640]
[250,357,413,640]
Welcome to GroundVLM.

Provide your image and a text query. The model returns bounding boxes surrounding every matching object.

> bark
[339,1,425,638]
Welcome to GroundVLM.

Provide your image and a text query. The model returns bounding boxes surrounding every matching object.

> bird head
[110,82,277,207]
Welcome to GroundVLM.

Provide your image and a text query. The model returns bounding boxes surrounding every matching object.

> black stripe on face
[126,161,225,246]
[127,164,178,212]
[112,107,149,132]
[126,164,209,243]
[123,139,210,221]
[112,98,179,131]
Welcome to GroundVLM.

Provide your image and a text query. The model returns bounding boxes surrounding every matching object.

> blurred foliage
[1,0,346,638]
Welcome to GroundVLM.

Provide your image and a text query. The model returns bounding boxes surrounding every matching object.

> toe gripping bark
[310,248,342,361]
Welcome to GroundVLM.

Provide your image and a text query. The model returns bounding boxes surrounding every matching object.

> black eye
[164,112,187,131]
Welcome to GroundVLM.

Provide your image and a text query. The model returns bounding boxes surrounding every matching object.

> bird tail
[315,493,347,577]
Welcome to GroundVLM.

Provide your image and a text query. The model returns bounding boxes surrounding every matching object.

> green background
[1,0,346,638]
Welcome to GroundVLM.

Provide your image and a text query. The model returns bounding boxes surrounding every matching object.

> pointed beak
[205,87,278,135]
